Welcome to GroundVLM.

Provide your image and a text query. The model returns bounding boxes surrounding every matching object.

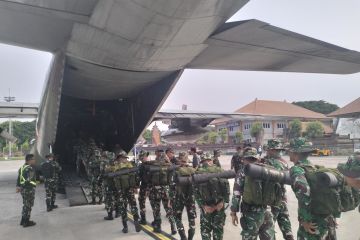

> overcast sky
[0,0,359,113]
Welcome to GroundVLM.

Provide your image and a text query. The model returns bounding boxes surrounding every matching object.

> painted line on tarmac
[127,213,176,240]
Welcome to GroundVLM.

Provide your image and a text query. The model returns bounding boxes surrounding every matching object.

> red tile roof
[328,97,360,117]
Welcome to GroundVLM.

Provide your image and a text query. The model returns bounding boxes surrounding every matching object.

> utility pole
[4,89,15,157]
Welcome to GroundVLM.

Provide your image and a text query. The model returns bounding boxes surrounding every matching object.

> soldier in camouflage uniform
[16,154,37,227]
[264,139,294,240]
[194,152,229,240]
[213,149,222,168]
[148,152,177,234]
[138,150,150,224]
[230,147,275,240]
[115,151,141,233]
[288,138,337,240]
[338,152,360,190]
[103,151,120,220]
[41,153,62,211]
[88,150,103,204]
[231,146,243,173]
[171,152,197,240]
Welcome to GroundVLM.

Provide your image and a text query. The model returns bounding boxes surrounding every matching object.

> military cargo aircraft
[1,0,360,171]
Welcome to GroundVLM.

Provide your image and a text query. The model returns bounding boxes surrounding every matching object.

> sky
[0,0,360,115]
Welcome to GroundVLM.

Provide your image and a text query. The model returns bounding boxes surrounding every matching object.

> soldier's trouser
[200,208,226,240]
[104,186,119,212]
[297,215,336,240]
[91,176,102,200]
[240,204,275,240]
[173,194,196,232]
[149,186,176,226]
[21,188,35,219]
[271,200,293,239]
[119,188,140,221]
[138,184,148,218]
[45,179,57,206]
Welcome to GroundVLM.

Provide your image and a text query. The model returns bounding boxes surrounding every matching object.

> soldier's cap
[266,139,286,151]
[117,150,128,158]
[165,148,174,154]
[287,138,315,153]
[178,151,189,163]
[200,152,213,163]
[242,147,259,161]
[337,153,360,179]
[45,153,54,159]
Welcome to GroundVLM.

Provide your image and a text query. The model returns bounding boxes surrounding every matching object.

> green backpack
[175,166,196,196]
[145,162,172,186]
[113,163,138,190]
[302,165,360,216]
[242,165,283,206]
[196,166,230,205]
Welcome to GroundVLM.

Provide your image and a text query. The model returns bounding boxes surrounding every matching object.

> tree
[142,129,152,143]
[250,122,263,144]
[208,131,219,144]
[305,121,324,138]
[3,143,18,155]
[0,120,36,148]
[219,128,228,143]
[288,119,302,139]
[292,100,339,114]
[235,131,243,144]
[21,140,30,154]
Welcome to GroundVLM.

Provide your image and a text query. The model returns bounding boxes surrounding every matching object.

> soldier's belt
[176,170,236,185]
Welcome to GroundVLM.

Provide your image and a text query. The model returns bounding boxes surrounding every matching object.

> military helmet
[242,147,259,161]
[178,151,189,163]
[266,139,286,151]
[337,153,360,179]
[288,138,315,153]
[200,152,213,163]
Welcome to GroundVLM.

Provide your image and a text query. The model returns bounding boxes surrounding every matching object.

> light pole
[4,89,15,157]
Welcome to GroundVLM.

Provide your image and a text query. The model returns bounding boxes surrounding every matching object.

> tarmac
[0,156,359,240]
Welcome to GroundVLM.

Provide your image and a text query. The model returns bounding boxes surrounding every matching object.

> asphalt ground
[0,156,359,240]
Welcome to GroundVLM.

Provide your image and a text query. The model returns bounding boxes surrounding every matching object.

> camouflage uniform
[138,150,150,224]
[194,153,229,240]
[213,149,222,168]
[42,155,62,211]
[17,162,37,227]
[264,140,294,240]
[338,152,360,190]
[147,153,177,234]
[230,148,275,240]
[103,152,120,220]
[170,152,197,240]
[88,150,103,204]
[231,148,243,173]
[289,138,337,240]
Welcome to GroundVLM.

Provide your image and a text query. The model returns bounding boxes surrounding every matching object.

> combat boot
[170,222,177,235]
[104,211,113,220]
[51,203,58,209]
[178,229,187,240]
[153,224,161,233]
[133,216,142,232]
[23,219,36,228]
[188,228,195,240]
[122,220,128,233]
[46,203,53,212]
[139,215,147,225]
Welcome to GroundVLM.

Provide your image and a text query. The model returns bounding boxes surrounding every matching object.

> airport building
[213,99,333,144]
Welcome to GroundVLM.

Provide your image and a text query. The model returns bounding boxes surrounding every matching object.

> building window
[244,123,252,130]
[277,123,286,129]
[229,126,234,132]
[262,123,270,129]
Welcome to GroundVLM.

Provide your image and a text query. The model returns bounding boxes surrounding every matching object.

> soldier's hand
[230,212,238,226]
[203,205,215,214]
[16,187,21,193]
[301,221,317,235]
[215,201,224,211]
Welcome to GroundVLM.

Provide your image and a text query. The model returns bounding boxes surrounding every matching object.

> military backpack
[143,161,173,186]
[41,161,55,179]
[175,166,196,196]
[113,162,138,190]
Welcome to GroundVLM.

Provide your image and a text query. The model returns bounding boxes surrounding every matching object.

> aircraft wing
[188,19,360,74]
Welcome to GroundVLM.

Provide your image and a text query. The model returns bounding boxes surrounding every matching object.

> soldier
[231,146,243,173]
[41,153,62,212]
[138,150,150,224]
[190,147,199,168]
[230,147,275,240]
[114,151,141,233]
[288,138,337,240]
[194,152,230,240]
[147,152,177,234]
[88,150,103,204]
[103,151,120,220]
[166,147,177,165]
[171,152,197,240]
[263,139,294,240]
[213,149,222,168]
[16,154,37,227]
[338,152,360,189]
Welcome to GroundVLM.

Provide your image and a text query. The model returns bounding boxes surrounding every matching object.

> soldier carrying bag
[41,161,55,179]
[112,163,138,190]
